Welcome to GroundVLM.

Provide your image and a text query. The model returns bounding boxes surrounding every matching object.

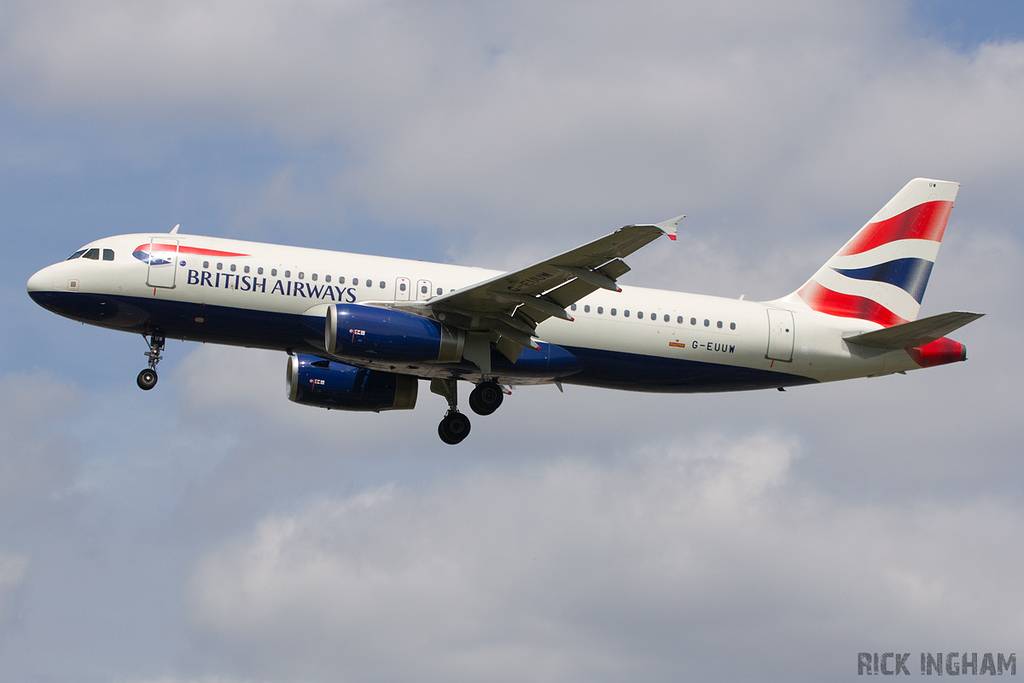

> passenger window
[570,304,577,311]
[285,270,291,278]
[637,311,643,319]
[624,310,630,318]
[584,305,591,313]
[366,279,373,287]
[380,281,385,289]
[717,321,723,329]
[339,276,346,284]
[691,317,697,325]
[352,278,358,285]
[203,261,210,269]
[421,285,428,294]
[597,307,603,314]
[704,319,710,327]
[676,316,683,324]
[217,262,223,270]
[244,265,250,274]
[298,272,304,280]
[83,248,100,260]
[66,250,86,260]
[730,322,736,330]
[664,314,670,323]
[325,275,331,283]
[436,287,442,295]
[400,283,407,291]
[271,268,277,276]
[611,308,617,316]
[257,267,263,275]
[312,273,317,281]
[102,249,114,261]
[230,263,236,272]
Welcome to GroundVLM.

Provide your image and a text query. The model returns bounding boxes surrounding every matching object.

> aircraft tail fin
[781,178,959,326]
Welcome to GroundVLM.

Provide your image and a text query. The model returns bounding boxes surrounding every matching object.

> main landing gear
[432,378,471,445]
[469,380,503,416]
[137,333,165,391]
[431,378,507,445]
[439,409,471,445]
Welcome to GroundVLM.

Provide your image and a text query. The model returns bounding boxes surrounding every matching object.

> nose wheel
[137,368,158,390]
[137,333,165,391]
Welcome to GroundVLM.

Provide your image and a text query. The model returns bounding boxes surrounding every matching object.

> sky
[2,1,1023,681]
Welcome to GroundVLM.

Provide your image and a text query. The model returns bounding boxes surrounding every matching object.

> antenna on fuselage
[170,224,180,234]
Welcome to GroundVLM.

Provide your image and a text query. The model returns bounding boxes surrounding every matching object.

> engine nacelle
[325,304,464,362]
[286,354,418,412]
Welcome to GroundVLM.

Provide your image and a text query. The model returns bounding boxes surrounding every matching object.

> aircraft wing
[844,311,984,349]
[392,216,683,363]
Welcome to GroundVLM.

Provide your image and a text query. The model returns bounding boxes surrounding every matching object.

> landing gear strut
[137,333,165,391]
[431,378,471,445]
[469,380,504,416]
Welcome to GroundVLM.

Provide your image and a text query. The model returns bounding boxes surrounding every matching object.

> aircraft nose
[27,265,55,300]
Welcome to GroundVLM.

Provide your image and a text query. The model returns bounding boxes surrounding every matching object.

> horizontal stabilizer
[844,311,984,349]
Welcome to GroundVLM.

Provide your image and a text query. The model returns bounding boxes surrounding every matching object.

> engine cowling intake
[286,354,418,412]
[325,304,464,362]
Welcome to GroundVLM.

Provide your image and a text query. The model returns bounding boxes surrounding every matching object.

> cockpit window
[66,249,86,261]
[83,248,100,260]
[102,249,114,261]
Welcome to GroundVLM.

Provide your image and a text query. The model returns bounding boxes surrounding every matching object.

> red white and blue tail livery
[27,178,982,444]
[785,178,955,326]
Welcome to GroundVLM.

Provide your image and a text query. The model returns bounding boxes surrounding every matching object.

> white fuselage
[27,231,924,391]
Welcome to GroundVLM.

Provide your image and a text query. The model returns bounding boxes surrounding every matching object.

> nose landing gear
[137,333,165,391]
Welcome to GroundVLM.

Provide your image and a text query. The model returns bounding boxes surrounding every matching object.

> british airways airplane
[27,178,981,444]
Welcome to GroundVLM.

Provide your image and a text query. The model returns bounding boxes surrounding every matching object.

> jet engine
[286,354,418,411]
[325,304,464,362]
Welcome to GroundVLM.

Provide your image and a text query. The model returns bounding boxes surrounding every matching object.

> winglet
[170,224,180,234]
[651,214,685,241]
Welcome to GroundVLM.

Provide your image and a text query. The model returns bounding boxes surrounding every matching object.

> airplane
[27,178,982,444]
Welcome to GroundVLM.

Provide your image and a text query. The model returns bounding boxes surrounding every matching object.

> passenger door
[146,239,179,289]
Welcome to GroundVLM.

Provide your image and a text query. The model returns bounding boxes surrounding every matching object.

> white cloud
[186,434,1024,682]
[6,0,1024,253]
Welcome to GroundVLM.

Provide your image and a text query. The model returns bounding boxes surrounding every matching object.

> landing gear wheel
[438,410,471,445]
[137,368,158,390]
[138,333,165,391]
[469,381,504,416]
